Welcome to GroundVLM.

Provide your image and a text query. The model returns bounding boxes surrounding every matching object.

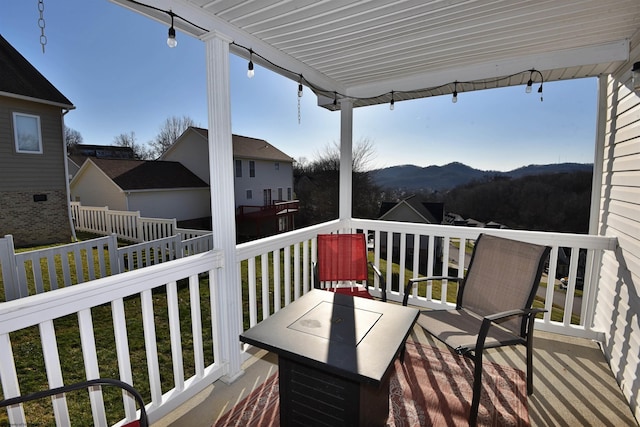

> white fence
[70,202,210,242]
[0,232,213,302]
[0,218,619,425]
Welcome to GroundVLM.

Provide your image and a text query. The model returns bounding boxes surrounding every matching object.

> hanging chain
[297,95,301,124]
[38,0,47,53]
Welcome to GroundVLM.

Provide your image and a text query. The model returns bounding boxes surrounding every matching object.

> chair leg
[526,331,534,395]
[469,352,483,427]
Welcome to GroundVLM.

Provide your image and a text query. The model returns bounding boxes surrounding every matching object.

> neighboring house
[0,34,75,246]
[377,196,445,275]
[70,158,210,222]
[161,127,298,237]
[67,144,136,180]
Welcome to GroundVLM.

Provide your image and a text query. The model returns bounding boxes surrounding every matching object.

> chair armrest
[0,378,147,427]
[369,262,387,302]
[402,276,461,306]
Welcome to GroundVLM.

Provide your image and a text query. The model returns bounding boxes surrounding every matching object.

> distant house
[67,144,136,180]
[161,127,298,237]
[0,34,75,246]
[70,158,210,221]
[377,196,445,275]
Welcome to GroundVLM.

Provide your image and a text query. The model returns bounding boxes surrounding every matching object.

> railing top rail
[0,250,223,335]
[235,219,342,259]
[139,217,176,223]
[13,235,113,257]
[349,219,618,251]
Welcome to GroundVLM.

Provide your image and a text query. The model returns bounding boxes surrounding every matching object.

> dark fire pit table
[240,289,419,426]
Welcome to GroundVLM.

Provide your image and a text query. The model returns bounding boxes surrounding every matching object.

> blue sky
[3,0,598,171]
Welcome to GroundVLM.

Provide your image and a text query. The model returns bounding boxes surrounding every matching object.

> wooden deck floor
[155,328,637,426]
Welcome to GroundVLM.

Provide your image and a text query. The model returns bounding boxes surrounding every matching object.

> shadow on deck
[155,328,637,426]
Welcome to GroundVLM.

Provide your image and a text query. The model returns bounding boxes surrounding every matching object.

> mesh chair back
[317,234,368,282]
[461,234,549,335]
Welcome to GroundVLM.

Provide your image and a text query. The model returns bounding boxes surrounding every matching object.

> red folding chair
[314,233,386,301]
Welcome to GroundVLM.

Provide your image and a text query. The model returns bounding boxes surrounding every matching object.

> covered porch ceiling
[113,0,640,109]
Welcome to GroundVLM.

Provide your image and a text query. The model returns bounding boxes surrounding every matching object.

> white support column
[339,99,354,223]
[204,32,243,383]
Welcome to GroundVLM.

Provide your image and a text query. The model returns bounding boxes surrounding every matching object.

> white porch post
[339,99,354,223]
[204,32,243,383]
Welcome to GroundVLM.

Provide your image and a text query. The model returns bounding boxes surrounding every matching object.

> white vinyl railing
[1,233,213,301]
[0,250,225,426]
[70,202,210,243]
[0,218,618,425]
[236,219,618,341]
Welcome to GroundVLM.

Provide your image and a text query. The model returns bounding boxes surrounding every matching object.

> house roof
[88,158,208,191]
[0,34,74,109]
[113,0,640,109]
[379,196,444,224]
[189,127,294,162]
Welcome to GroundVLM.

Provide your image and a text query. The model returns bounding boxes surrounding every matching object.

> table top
[239,289,419,386]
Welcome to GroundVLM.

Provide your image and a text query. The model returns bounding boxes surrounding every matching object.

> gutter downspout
[62,109,77,242]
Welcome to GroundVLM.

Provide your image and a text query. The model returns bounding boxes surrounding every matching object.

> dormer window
[13,112,43,154]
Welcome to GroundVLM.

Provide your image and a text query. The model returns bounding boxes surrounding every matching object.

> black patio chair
[402,233,550,426]
[0,378,147,427]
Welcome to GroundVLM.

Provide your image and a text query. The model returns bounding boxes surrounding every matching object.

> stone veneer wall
[0,189,71,247]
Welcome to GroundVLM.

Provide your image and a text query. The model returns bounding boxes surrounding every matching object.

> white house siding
[70,162,127,211]
[234,158,293,207]
[127,188,211,221]
[595,33,640,421]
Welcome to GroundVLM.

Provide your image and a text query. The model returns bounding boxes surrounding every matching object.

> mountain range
[370,162,593,192]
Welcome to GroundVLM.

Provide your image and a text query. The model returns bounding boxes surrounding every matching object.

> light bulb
[525,79,532,93]
[298,83,303,97]
[390,99,394,110]
[167,26,177,48]
[452,91,458,103]
[247,60,254,78]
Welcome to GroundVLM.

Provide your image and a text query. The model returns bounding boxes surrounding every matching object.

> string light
[452,81,458,103]
[123,2,547,109]
[525,71,533,93]
[297,76,303,124]
[167,11,177,48]
[247,49,255,78]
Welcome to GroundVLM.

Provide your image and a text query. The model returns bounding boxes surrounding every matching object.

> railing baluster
[167,281,185,392]
[273,249,281,311]
[39,319,70,425]
[78,308,107,425]
[248,257,257,327]
[141,289,162,405]
[189,275,205,378]
[284,245,291,305]
[261,253,270,319]
[0,333,26,424]
[111,297,138,422]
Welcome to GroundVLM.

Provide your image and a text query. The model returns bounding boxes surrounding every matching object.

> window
[246,189,252,199]
[249,160,255,177]
[278,188,283,201]
[235,159,242,177]
[287,188,292,200]
[263,189,272,206]
[13,113,43,154]
[275,162,280,170]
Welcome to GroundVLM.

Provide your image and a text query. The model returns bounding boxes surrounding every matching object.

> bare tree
[150,115,196,158]
[294,138,381,225]
[113,131,153,160]
[64,126,83,150]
